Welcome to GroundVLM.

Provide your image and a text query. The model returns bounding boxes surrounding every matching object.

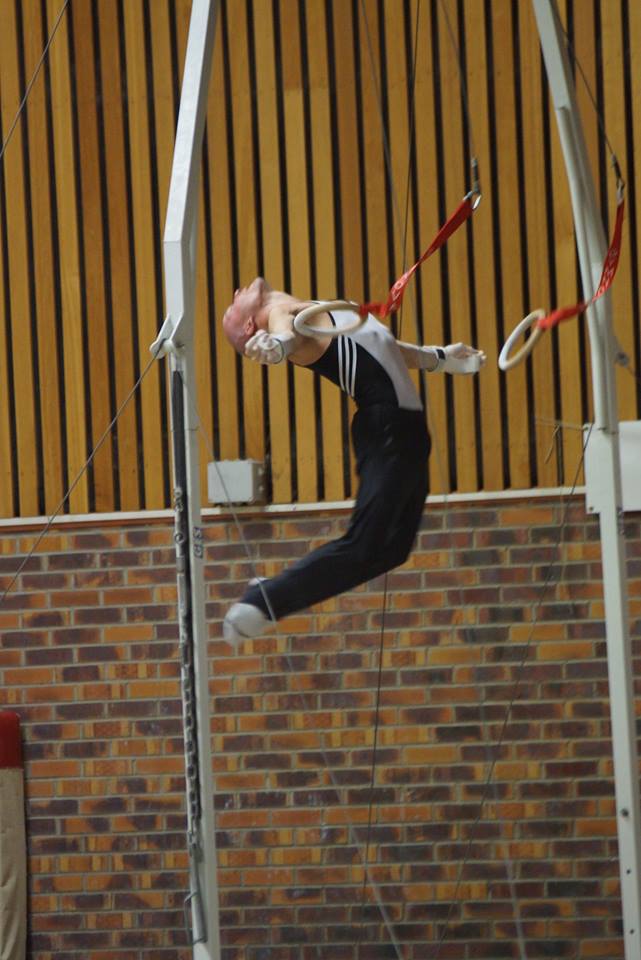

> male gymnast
[221,277,485,643]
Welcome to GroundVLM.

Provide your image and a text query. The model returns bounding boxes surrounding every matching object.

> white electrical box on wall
[207,460,266,505]
[584,420,641,514]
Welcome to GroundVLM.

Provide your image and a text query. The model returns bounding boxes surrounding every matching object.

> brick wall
[1,498,640,960]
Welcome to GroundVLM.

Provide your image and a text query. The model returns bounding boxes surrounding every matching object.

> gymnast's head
[222,277,270,354]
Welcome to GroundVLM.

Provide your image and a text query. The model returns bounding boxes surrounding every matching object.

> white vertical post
[533,4,641,957]
[150,2,219,958]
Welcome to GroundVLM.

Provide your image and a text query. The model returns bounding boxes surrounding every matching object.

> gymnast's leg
[224,405,429,641]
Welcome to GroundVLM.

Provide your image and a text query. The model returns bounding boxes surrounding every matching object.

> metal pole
[150,1,219,957]
[532,4,641,957]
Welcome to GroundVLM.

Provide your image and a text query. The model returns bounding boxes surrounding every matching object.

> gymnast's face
[222,277,267,353]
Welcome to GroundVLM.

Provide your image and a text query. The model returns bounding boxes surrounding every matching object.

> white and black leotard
[241,311,430,621]
[309,311,423,411]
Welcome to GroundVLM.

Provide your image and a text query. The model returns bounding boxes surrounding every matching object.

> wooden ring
[294,301,365,338]
[498,309,546,371]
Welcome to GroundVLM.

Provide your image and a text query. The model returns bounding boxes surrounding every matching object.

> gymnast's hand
[245,329,297,364]
[438,342,486,374]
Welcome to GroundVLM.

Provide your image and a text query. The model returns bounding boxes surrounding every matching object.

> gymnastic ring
[498,309,546,371]
[294,300,365,338]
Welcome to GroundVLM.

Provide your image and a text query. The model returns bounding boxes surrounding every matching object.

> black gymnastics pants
[241,403,430,621]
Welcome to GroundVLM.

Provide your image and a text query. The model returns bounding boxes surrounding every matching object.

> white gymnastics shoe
[223,602,270,645]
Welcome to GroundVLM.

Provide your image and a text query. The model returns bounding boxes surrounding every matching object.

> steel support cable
[437,0,478,160]
[178,373,405,960]
[358,1,527,957]
[551,3,618,165]
[425,6,627,954]
[356,574,391,958]
[0,0,71,166]
[426,420,527,959]
[456,30,624,960]
[355,4,620,957]
[0,345,166,610]
[353,3,429,955]
[359,0,425,306]
[0,0,76,599]
[427,423,593,960]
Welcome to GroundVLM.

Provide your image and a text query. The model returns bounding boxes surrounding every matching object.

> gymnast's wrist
[421,346,446,372]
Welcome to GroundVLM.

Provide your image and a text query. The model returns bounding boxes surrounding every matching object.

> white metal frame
[151,1,219,957]
[533,4,641,957]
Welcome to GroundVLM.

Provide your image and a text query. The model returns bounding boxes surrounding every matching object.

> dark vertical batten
[271,0,298,500]
[117,0,146,509]
[66,2,94,510]
[540,30,564,483]
[456,0,482,488]
[402,0,428,420]
[0,71,19,515]
[15,0,45,513]
[325,0,351,499]
[142,0,170,508]
[201,138,221,463]
[41,0,69,504]
[483,0,510,488]
[219,0,246,461]
[298,0,325,501]
[352,0,369,301]
[620,0,641,416]
[91,0,120,511]
[511,2,537,487]
[430,0,457,489]
[376,0,397,339]
[245,0,272,494]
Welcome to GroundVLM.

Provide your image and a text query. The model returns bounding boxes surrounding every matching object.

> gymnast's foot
[223,602,270,645]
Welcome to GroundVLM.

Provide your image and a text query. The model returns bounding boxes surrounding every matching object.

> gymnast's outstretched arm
[397,340,486,374]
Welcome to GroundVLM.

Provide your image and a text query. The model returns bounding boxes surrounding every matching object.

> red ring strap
[358,196,476,320]
[537,197,625,331]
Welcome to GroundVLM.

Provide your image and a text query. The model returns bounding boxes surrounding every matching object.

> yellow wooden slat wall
[0,0,639,518]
